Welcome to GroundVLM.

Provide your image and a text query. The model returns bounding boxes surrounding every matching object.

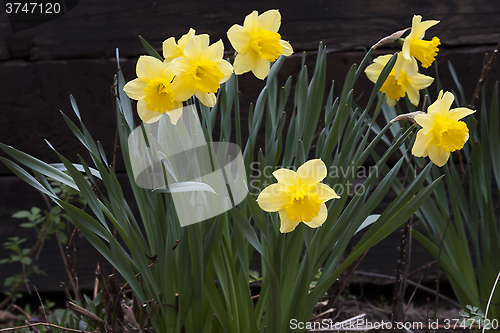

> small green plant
[0,181,85,309]
[459,305,491,330]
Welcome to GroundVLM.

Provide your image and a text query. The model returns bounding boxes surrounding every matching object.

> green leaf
[138,35,163,61]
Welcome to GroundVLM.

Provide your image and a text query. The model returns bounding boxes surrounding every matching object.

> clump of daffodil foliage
[2,9,495,333]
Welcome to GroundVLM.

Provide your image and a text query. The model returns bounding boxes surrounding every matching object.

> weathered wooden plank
[1,45,497,175]
[0,0,499,60]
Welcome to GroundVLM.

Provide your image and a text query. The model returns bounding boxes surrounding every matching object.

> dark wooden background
[0,0,499,292]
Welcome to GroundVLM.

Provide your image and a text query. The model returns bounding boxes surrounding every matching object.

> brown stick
[469,42,500,109]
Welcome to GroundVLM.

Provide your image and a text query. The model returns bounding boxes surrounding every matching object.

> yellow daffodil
[123,55,183,124]
[257,159,340,233]
[163,28,208,64]
[396,15,440,77]
[169,35,233,107]
[365,53,434,106]
[412,91,475,167]
[227,9,293,80]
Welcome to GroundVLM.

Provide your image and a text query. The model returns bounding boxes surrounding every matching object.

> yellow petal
[427,141,449,167]
[427,90,443,113]
[233,50,258,75]
[171,74,195,102]
[406,73,434,106]
[202,39,224,63]
[430,91,455,118]
[160,65,175,81]
[123,78,147,100]
[414,113,435,134]
[412,129,433,157]
[194,91,216,107]
[178,28,196,49]
[166,104,183,125]
[303,202,327,228]
[227,24,251,52]
[170,57,193,75]
[279,209,301,233]
[409,15,440,40]
[218,59,234,83]
[137,100,163,123]
[162,37,182,63]
[252,57,271,80]
[405,84,420,106]
[280,40,293,56]
[311,183,340,202]
[243,10,259,34]
[297,159,327,185]
[136,56,163,80]
[257,9,281,33]
[272,168,298,186]
[365,54,390,83]
[183,36,203,60]
[448,107,475,122]
[257,183,290,212]
[407,72,434,89]
[386,97,397,106]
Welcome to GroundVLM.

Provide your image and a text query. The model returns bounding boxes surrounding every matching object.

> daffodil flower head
[227,9,293,80]
[257,159,340,233]
[397,15,440,77]
[170,35,233,107]
[123,55,183,124]
[365,53,434,106]
[163,28,209,64]
[412,91,475,167]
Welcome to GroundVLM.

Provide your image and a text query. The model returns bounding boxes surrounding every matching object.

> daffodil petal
[408,73,434,90]
[448,107,475,122]
[233,50,258,75]
[257,183,290,212]
[252,57,271,80]
[280,40,293,56]
[202,40,224,63]
[405,84,420,106]
[166,105,183,125]
[171,74,195,102]
[178,28,196,49]
[412,129,433,157]
[162,37,182,62]
[428,144,450,167]
[183,36,203,60]
[279,209,300,233]
[227,25,251,52]
[312,183,340,202]
[430,91,455,117]
[123,78,147,100]
[136,56,163,80]
[410,15,440,40]
[414,113,435,134]
[386,97,397,106]
[297,159,327,185]
[258,9,281,33]
[137,100,163,123]
[195,91,216,107]
[243,10,259,35]
[303,202,327,228]
[272,168,298,186]
[218,59,234,83]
